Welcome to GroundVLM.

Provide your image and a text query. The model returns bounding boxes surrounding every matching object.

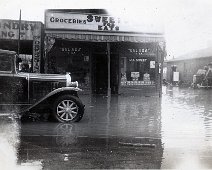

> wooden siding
[166,56,212,84]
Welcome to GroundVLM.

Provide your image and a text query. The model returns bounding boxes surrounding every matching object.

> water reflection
[18,122,163,169]
[2,87,212,169]
[54,123,77,146]
[80,94,162,138]
[0,115,42,170]
[0,115,19,169]
[17,94,163,169]
[161,86,212,169]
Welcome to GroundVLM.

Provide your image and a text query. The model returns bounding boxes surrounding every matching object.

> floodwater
[0,86,212,169]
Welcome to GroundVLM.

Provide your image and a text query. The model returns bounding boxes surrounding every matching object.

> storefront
[0,19,43,73]
[44,9,165,95]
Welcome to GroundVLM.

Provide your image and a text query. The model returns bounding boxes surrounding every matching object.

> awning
[45,30,165,43]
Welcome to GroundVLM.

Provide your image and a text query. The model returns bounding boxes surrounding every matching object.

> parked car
[192,63,212,88]
[0,49,84,122]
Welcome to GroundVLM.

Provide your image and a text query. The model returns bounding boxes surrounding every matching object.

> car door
[0,53,28,104]
[0,54,14,103]
[12,73,29,104]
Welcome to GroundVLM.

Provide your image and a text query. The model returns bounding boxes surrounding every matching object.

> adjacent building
[166,47,212,86]
[44,9,166,95]
[0,19,43,73]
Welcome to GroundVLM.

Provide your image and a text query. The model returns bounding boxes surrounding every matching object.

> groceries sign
[45,11,127,31]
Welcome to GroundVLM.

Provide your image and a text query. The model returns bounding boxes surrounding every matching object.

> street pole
[17,9,21,57]
[107,42,111,97]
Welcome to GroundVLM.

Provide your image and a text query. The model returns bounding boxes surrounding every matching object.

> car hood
[18,72,67,81]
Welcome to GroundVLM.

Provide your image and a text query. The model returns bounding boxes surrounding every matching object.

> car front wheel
[52,95,84,123]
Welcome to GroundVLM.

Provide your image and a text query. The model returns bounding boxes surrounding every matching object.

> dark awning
[45,30,165,43]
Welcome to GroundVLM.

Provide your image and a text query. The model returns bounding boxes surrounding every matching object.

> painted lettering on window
[129,59,147,62]
[60,47,82,54]
[128,48,151,55]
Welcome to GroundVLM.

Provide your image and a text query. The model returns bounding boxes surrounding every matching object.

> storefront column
[44,36,55,73]
[107,42,111,96]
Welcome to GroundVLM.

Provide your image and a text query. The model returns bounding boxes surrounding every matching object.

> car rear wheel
[53,95,84,123]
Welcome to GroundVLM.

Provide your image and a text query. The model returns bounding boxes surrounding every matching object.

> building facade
[44,9,166,95]
[166,47,212,86]
[0,19,43,73]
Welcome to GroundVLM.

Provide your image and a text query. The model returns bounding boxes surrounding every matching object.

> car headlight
[66,73,78,87]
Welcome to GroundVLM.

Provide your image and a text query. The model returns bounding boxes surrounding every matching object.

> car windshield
[0,54,12,72]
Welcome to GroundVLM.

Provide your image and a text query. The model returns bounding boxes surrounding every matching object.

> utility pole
[17,9,21,57]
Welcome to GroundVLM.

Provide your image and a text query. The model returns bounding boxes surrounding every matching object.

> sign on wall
[173,72,179,82]
[45,12,131,32]
[0,19,42,73]
[45,11,165,33]
[0,19,41,40]
[33,36,42,73]
[150,61,155,68]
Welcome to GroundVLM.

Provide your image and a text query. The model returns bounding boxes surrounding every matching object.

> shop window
[48,43,90,89]
[121,56,156,86]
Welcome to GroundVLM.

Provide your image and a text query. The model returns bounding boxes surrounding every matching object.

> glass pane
[18,54,32,73]
[121,56,156,86]
[0,55,12,72]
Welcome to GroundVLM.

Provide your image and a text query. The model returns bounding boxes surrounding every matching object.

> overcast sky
[1,0,212,59]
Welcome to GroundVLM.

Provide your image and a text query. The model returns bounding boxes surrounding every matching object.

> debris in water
[119,142,156,148]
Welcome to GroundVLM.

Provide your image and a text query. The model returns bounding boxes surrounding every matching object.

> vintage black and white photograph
[0,0,212,169]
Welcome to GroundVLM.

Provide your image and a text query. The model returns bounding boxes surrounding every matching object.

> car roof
[0,49,16,55]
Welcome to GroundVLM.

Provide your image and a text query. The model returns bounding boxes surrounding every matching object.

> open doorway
[92,53,108,94]
[91,42,120,95]
[110,54,119,94]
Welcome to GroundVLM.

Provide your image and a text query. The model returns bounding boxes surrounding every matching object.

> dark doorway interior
[92,53,108,94]
[0,40,32,54]
[111,54,119,94]
[91,43,107,94]
[91,42,120,95]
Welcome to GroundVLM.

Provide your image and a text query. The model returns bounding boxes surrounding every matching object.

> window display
[47,41,90,89]
[121,56,156,86]
[119,43,157,86]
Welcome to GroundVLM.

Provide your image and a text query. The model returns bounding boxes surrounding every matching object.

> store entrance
[110,54,119,94]
[92,54,108,94]
[91,43,119,95]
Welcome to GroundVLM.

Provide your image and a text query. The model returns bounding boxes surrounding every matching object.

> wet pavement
[1,86,212,169]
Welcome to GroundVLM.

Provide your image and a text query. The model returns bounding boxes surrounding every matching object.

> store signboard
[150,61,155,68]
[33,35,42,73]
[45,11,135,32]
[0,19,42,40]
[0,19,42,73]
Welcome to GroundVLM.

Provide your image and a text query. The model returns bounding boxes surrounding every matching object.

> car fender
[20,87,82,114]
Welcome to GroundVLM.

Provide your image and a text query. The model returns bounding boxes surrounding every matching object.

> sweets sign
[45,12,122,31]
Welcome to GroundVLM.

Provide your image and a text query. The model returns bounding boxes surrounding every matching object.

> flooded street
[1,86,212,169]
[161,87,212,169]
